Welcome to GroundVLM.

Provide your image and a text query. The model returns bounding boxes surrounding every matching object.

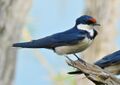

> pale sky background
[14,0,120,85]
[14,0,85,85]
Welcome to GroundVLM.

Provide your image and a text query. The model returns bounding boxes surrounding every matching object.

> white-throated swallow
[13,15,100,56]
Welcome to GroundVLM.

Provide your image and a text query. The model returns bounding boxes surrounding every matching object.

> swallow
[13,15,100,56]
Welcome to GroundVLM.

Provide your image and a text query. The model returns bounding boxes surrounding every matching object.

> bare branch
[67,58,120,85]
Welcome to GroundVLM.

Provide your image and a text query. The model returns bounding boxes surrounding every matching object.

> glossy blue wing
[13,28,86,48]
[95,50,120,68]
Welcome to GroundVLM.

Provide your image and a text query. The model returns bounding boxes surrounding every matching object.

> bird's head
[75,15,100,26]
[75,15,100,36]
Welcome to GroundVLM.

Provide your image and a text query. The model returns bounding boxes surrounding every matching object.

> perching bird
[68,50,120,75]
[13,15,100,56]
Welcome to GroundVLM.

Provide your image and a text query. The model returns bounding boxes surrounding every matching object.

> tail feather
[68,70,82,74]
[12,41,42,48]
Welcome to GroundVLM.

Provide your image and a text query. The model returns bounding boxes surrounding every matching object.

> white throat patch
[77,24,94,37]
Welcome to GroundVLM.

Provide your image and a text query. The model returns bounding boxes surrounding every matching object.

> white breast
[55,37,93,55]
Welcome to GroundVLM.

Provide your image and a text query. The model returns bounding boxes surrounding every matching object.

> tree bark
[67,57,120,85]
[0,0,31,85]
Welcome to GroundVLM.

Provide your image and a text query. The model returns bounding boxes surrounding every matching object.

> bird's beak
[94,23,101,26]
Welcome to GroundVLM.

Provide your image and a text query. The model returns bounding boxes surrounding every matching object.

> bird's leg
[65,55,75,67]
[65,55,68,58]
[65,55,72,62]
[73,54,85,65]
[73,54,81,61]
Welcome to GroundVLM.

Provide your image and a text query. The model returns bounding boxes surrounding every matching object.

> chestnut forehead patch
[88,18,96,23]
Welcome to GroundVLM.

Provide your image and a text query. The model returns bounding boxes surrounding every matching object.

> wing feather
[13,28,86,48]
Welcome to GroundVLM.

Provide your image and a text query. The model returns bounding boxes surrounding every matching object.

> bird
[95,50,120,75]
[13,15,100,56]
[68,50,120,75]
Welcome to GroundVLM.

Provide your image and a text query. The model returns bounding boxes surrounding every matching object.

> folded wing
[95,50,120,68]
[13,30,86,48]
